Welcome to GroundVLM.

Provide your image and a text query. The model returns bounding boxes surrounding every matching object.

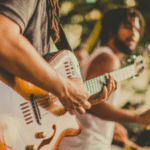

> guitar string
[84,64,135,96]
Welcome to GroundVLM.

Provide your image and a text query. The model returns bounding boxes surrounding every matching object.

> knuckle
[73,101,80,108]
[76,106,85,114]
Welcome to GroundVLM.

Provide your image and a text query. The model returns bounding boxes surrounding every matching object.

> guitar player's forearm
[89,101,139,124]
[0,14,68,97]
[0,14,91,115]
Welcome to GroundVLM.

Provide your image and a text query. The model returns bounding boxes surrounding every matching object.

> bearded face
[114,17,140,55]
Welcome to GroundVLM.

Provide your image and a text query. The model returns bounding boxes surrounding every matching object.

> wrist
[52,72,68,98]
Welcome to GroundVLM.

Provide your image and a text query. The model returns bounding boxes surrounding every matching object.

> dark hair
[49,0,60,43]
[100,7,145,46]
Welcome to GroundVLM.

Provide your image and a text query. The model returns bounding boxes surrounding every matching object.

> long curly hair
[100,7,145,46]
[49,0,60,43]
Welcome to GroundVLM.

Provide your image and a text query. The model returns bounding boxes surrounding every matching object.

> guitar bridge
[30,94,42,125]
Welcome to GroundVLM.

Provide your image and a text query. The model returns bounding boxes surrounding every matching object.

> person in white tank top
[59,7,150,150]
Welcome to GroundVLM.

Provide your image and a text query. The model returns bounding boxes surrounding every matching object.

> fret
[101,75,105,84]
[94,78,97,93]
[85,81,91,94]
[97,78,101,93]
[93,78,97,94]
[92,79,96,94]
[98,77,103,93]
[89,80,92,95]
[90,80,94,95]
[85,82,89,92]
[92,80,95,95]
[94,78,101,94]
[88,81,90,92]
[83,55,144,97]
[97,78,102,92]
[85,81,90,94]
[83,63,136,96]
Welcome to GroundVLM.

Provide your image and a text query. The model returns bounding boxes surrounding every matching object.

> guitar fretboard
[84,64,135,96]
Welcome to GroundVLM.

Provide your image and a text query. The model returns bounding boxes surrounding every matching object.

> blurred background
[52,0,150,149]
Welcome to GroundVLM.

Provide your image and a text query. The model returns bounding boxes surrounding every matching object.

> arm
[0,14,91,115]
[113,123,128,143]
[86,53,138,123]
[87,53,150,126]
[88,101,139,123]
[86,52,118,105]
[113,123,144,150]
[89,93,150,126]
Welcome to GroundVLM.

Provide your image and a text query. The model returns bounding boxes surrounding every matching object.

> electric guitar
[0,50,145,150]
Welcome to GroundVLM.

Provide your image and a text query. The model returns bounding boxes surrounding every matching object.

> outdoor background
[52,0,150,149]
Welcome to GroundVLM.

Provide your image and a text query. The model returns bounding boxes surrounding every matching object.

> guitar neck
[83,64,135,96]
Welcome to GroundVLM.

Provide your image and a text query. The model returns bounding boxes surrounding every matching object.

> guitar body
[0,49,145,150]
[0,50,82,150]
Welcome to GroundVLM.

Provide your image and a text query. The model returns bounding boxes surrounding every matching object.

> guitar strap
[43,20,73,61]
[44,0,73,61]
[48,0,72,51]
[55,20,73,52]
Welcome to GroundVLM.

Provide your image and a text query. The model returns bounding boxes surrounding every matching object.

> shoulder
[0,0,39,33]
[93,52,116,65]
[86,51,120,79]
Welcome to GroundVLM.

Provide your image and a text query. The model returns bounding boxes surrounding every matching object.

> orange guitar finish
[0,50,82,150]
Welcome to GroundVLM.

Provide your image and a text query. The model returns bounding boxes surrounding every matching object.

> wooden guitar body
[0,49,145,150]
[0,50,82,150]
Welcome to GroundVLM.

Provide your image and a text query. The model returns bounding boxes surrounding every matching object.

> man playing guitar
[0,0,116,149]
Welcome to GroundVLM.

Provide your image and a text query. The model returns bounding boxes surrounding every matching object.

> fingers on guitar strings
[68,107,76,115]
[105,74,117,95]
[101,85,108,100]
[82,100,91,109]
[99,74,116,98]
[76,106,86,114]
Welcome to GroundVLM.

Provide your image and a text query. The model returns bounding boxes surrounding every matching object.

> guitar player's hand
[137,109,150,127]
[113,123,144,150]
[88,74,117,105]
[113,122,128,144]
[58,77,91,115]
[106,74,117,99]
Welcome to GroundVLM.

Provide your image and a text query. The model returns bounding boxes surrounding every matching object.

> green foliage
[59,0,150,47]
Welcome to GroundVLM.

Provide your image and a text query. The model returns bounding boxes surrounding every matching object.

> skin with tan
[74,49,89,67]
[114,123,144,150]
[84,17,150,148]
[0,13,116,115]
[117,17,140,52]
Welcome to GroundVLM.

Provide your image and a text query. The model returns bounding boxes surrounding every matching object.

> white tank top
[59,46,120,150]
[81,46,120,80]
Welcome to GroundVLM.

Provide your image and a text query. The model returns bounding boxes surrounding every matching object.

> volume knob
[35,132,46,138]
[26,145,37,150]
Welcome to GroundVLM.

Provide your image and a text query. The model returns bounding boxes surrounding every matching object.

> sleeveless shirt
[59,46,120,150]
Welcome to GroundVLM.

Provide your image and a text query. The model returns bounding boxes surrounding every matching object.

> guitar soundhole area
[20,102,33,125]
[37,124,56,149]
